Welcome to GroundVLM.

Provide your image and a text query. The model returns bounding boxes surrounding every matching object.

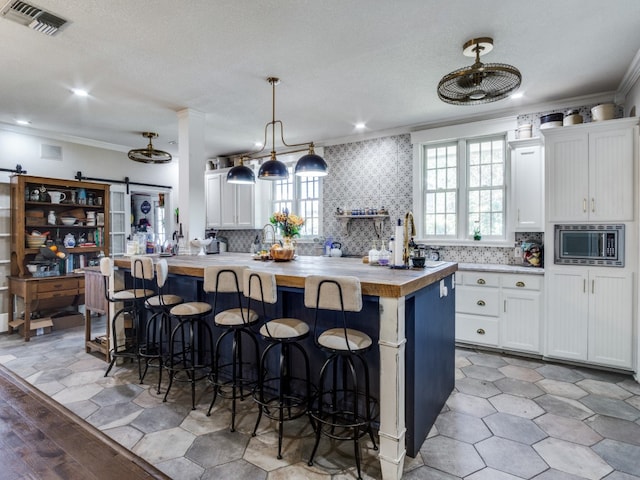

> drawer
[501,274,542,291]
[456,314,499,346]
[459,272,500,287]
[456,285,500,316]
[37,278,80,293]
[38,288,81,300]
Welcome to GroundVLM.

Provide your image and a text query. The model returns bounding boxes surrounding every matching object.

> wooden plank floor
[0,364,169,480]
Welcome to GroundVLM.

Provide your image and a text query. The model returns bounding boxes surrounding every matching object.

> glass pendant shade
[258,156,289,180]
[226,164,255,184]
[295,152,328,177]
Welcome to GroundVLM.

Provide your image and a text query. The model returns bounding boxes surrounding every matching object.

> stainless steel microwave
[554,224,624,267]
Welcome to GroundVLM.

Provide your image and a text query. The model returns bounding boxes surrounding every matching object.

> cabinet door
[501,289,540,353]
[235,183,255,228]
[220,180,237,227]
[109,184,129,256]
[546,269,589,361]
[588,127,634,221]
[546,133,589,222]
[512,145,543,231]
[205,174,222,228]
[588,270,633,368]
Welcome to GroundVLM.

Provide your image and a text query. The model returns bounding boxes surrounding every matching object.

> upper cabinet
[509,138,544,231]
[10,175,110,277]
[543,118,637,223]
[205,169,263,230]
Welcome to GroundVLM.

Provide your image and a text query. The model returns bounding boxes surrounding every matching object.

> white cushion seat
[170,302,212,316]
[146,294,183,308]
[260,318,310,340]
[318,327,372,351]
[215,307,259,326]
[112,288,155,301]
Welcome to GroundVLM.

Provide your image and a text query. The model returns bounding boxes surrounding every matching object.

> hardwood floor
[0,364,169,480]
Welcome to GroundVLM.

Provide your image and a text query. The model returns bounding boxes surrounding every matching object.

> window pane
[422,143,457,237]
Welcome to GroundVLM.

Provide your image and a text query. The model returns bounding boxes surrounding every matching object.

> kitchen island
[113,253,457,480]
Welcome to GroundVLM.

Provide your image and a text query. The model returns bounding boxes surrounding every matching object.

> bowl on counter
[270,246,295,261]
[26,264,38,274]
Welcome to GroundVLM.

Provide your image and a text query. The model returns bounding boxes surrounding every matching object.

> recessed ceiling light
[71,88,89,97]
[168,140,177,145]
[254,141,263,148]
[16,119,31,125]
[510,92,524,99]
[355,122,366,130]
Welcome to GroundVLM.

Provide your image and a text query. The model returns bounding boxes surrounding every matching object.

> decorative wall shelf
[335,214,389,238]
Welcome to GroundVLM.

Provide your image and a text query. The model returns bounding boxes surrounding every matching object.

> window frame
[411,118,514,245]
[269,157,323,240]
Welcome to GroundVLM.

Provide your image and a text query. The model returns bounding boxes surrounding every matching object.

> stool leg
[207,328,233,416]
[308,354,333,467]
[163,318,182,403]
[252,343,275,437]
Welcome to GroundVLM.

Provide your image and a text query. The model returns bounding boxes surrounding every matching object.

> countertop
[113,253,458,298]
[458,262,544,275]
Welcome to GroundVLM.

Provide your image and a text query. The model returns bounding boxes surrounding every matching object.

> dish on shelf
[26,234,47,248]
[60,216,77,226]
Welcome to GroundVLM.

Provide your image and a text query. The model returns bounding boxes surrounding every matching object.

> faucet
[261,223,276,248]
[403,211,416,267]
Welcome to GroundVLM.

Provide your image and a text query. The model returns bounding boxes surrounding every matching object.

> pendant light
[228,77,328,183]
[128,132,172,164]
[437,37,521,105]
[226,157,255,184]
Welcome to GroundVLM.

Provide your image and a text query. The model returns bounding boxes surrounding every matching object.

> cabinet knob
[476,328,486,335]
[476,278,486,285]
[516,281,525,287]
[477,300,486,306]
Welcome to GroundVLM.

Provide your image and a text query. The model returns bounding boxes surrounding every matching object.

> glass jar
[47,210,56,225]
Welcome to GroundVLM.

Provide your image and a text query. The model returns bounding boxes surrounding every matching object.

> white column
[378,296,407,480]
[177,108,206,243]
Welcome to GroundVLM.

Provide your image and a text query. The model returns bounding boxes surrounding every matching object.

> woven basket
[270,247,295,261]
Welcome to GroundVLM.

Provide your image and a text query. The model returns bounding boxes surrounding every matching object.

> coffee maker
[204,228,220,254]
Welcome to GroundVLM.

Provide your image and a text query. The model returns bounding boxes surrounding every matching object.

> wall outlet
[514,246,522,259]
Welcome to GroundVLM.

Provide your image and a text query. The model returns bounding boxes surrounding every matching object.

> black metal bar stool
[139,258,183,393]
[205,265,260,432]
[305,275,378,480]
[162,293,214,410]
[245,269,312,459]
[102,256,155,379]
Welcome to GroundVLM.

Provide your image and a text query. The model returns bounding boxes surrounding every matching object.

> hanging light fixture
[127,132,172,164]
[226,157,255,184]
[437,37,521,105]
[227,77,328,183]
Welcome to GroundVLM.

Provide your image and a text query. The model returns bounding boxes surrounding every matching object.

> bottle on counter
[368,240,380,265]
[378,242,390,266]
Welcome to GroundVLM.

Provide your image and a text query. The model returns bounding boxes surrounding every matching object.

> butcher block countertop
[113,253,458,298]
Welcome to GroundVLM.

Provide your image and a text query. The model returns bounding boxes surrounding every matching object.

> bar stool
[205,265,260,432]
[162,292,213,410]
[245,269,312,459]
[305,275,378,480]
[102,256,155,379]
[139,258,183,393]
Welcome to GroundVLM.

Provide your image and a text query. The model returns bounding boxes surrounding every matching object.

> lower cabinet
[546,268,633,369]
[455,271,542,354]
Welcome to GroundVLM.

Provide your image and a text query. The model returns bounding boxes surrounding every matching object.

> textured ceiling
[1,0,639,160]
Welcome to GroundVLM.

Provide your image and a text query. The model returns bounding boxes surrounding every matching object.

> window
[272,165,321,237]
[421,135,506,240]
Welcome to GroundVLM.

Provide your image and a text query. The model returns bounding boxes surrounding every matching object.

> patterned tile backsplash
[218,100,611,266]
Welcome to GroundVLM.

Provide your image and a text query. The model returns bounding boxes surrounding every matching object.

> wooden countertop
[113,253,458,298]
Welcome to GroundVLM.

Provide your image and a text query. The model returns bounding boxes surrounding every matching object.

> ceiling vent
[1,0,67,36]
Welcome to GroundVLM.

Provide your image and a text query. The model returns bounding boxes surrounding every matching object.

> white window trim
[267,150,324,241]
[411,117,517,246]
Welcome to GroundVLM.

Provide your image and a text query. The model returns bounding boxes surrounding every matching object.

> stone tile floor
[1,323,640,479]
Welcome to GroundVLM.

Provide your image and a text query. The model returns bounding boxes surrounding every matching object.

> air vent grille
[1,0,67,35]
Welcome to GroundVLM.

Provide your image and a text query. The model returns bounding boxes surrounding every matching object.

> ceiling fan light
[227,164,255,184]
[295,152,328,177]
[128,132,172,164]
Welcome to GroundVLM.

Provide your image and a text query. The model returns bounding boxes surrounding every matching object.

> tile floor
[1,323,640,480]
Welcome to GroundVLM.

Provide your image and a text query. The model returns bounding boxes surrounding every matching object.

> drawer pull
[476,278,486,285]
[476,328,486,335]
[477,300,486,306]
[515,281,525,287]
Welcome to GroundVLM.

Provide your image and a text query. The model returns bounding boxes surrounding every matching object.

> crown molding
[617,46,640,99]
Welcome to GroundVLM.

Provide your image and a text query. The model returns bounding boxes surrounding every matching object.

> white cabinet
[501,274,542,353]
[206,170,257,229]
[509,139,544,231]
[455,271,543,354]
[544,118,637,223]
[546,268,633,369]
